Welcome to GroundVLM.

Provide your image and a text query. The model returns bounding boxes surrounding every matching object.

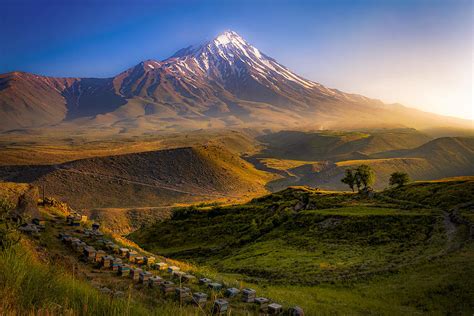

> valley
[0,127,472,210]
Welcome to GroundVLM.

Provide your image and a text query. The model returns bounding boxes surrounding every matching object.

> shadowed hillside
[0,146,272,209]
[256,129,432,161]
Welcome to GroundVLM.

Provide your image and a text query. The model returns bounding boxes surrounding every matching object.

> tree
[356,165,375,189]
[389,172,410,188]
[354,171,362,191]
[341,169,356,192]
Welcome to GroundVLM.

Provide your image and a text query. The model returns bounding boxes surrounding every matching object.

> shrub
[389,172,411,188]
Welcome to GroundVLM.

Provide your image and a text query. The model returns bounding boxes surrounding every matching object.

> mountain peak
[213,30,245,46]
[169,30,251,59]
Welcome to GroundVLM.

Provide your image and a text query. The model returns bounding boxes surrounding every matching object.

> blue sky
[1,0,472,120]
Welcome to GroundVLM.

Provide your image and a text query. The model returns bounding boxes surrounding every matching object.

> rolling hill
[256,128,433,161]
[129,179,474,314]
[0,145,273,209]
[0,31,471,133]
[251,131,474,190]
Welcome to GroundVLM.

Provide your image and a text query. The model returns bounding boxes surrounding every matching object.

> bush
[389,172,411,188]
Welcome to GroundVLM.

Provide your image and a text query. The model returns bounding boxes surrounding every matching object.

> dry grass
[259,158,319,170]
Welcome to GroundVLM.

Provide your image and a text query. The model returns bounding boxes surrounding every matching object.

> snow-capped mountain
[114,31,369,109]
[0,30,469,132]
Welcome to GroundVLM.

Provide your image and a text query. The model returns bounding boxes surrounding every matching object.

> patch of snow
[214,34,231,46]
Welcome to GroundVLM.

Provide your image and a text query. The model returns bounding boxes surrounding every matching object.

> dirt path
[443,210,458,248]
[56,167,239,199]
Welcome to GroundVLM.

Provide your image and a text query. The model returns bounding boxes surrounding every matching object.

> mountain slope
[0,72,73,130]
[0,145,272,208]
[0,31,471,132]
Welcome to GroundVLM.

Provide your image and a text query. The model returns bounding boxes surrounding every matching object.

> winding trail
[442,210,458,250]
[55,166,240,199]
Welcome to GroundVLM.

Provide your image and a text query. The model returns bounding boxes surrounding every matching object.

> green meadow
[131,179,474,314]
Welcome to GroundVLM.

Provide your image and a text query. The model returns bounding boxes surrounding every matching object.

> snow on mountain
[1,30,470,132]
[112,30,359,112]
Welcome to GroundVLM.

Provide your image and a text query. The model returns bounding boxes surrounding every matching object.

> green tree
[341,169,356,192]
[389,172,410,188]
[356,165,376,189]
[354,171,362,191]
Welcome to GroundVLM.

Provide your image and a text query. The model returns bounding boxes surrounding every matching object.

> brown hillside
[260,137,474,191]
[0,146,272,209]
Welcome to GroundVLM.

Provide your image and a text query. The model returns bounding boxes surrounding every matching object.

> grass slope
[130,179,474,314]
[257,129,432,161]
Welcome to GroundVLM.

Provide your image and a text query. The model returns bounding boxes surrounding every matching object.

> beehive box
[135,256,145,265]
[95,250,106,263]
[155,262,168,270]
[182,274,196,283]
[208,282,223,291]
[118,265,131,277]
[101,256,114,268]
[167,266,180,274]
[255,297,270,312]
[199,277,212,285]
[268,303,283,315]
[161,281,176,295]
[148,276,163,287]
[119,248,130,257]
[112,259,123,271]
[288,306,305,316]
[225,287,240,298]
[242,288,256,303]
[145,256,155,266]
[212,299,229,314]
[130,268,143,281]
[192,292,207,307]
[83,246,96,261]
[172,270,186,280]
[139,271,152,283]
[175,287,192,302]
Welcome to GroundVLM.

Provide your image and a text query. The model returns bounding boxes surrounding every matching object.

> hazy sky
[1,0,472,120]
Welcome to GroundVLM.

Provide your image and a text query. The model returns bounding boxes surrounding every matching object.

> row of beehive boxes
[58,231,303,315]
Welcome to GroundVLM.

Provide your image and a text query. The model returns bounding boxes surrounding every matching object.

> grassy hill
[0,182,197,315]
[130,178,474,314]
[256,129,432,161]
[83,206,173,235]
[1,179,473,315]
[0,128,261,166]
[0,145,273,209]
[374,137,474,175]
[254,135,474,191]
